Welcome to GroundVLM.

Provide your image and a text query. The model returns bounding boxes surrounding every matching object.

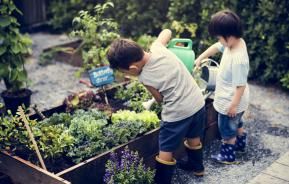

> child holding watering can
[195,10,249,164]
[107,29,206,184]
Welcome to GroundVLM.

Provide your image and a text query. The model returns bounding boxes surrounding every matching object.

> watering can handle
[200,58,220,67]
[193,58,219,73]
[167,38,193,50]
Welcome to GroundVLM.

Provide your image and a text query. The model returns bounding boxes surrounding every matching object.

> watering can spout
[167,38,195,73]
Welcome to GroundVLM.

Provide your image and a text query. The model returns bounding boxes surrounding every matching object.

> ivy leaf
[0,16,11,27]
[0,46,7,56]
[0,63,8,77]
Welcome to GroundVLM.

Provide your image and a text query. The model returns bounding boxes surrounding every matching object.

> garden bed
[0,79,218,184]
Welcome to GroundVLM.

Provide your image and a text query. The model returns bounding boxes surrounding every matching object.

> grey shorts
[159,107,205,152]
[218,112,244,140]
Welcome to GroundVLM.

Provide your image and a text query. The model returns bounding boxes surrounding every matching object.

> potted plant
[0,0,32,114]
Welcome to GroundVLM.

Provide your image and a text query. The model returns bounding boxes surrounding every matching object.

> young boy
[107,29,206,183]
[195,10,249,164]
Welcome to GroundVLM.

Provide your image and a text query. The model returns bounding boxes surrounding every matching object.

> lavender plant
[104,147,155,184]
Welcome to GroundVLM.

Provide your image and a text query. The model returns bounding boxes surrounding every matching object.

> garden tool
[196,58,219,91]
[167,38,195,74]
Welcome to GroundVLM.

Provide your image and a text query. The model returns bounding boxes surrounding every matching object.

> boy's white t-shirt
[213,39,250,115]
[138,42,205,122]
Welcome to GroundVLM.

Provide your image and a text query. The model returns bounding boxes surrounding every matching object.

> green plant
[0,109,75,160]
[115,81,161,113]
[281,72,289,89]
[70,2,120,76]
[104,147,155,184]
[67,109,108,163]
[103,120,147,148]
[136,35,156,51]
[47,0,94,32]
[236,0,289,87]
[0,110,30,151]
[110,0,169,38]
[0,0,32,92]
[111,110,160,129]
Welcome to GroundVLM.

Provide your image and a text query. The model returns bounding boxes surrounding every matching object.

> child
[107,29,206,183]
[195,10,249,164]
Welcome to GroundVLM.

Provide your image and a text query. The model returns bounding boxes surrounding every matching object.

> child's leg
[155,120,184,184]
[211,113,242,164]
[178,107,206,176]
[187,137,201,147]
[159,151,173,161]
[235,115,247,153]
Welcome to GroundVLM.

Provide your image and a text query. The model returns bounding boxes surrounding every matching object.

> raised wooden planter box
[0,93,218,184]
[43,40,83,67]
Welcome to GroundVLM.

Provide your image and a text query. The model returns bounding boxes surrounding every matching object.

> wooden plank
[0,152,70,184]
[276,151,289,167]
[262,162,289,182]
[248,173,289,184]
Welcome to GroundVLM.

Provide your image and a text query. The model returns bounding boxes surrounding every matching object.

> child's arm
[155,29,172,46]
[228,86,246,117]
[144,85,163,103]
[195,42,221,68]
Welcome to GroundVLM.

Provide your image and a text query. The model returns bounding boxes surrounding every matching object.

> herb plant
[104,147,155,184]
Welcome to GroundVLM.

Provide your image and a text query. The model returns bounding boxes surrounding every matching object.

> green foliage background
[47,0,289,88]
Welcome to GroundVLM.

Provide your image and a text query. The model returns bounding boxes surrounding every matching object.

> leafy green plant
[136,35,156,51]
[104,147,155,184]
[0,110,30,152]
[111,110,160,129]
[70,2,120,76]
[103,121,147,148]
[281,72,289,89]
[0,109,75,160]
[115,81,161,114]
[0,0,32,92]
[67,109,108,163]
[47,0,94,32]
[111,0,169,38]
[40,112,72,127]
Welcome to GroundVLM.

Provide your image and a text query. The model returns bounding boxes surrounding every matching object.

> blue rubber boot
[235,132,247,153]
[211,143,239,164]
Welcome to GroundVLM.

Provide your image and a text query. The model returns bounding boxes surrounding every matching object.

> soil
[1,88,32,98]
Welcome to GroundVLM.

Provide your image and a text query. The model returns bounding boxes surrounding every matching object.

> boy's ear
[129,65,141,74]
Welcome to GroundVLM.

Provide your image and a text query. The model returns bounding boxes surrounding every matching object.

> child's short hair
[107,39,144,70]
[208,10,242,38]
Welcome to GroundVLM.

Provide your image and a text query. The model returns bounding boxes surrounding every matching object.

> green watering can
[167,38,195,73]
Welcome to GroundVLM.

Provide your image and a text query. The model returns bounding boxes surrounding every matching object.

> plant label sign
[89,66,114,87]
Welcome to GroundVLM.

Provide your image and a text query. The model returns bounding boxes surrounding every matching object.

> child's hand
[195,58,202,70]
[227,103,237,117]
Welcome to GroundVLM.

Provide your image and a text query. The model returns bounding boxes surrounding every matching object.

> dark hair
[107,39,144,70]
[208,10,243,38]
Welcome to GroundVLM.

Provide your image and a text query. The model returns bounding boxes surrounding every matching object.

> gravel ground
[1,33,289,183]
